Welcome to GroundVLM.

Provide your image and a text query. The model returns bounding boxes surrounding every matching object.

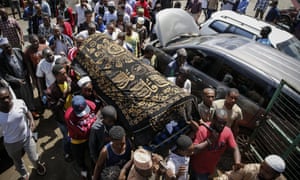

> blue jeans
[57,121,71,155]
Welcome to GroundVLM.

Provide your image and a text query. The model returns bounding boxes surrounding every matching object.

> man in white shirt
[0,87,46,179]
[75,0,92,30]
[166,135,194,180]
[36,48,61,97]
[214,88,243,137]
[103,1,118,25]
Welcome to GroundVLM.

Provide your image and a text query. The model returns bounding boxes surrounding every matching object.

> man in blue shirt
[257,26,272,47]
[265,0,280,24]
[165,48,188,77]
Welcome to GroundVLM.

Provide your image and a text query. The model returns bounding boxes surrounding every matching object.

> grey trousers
[4,136,39,177]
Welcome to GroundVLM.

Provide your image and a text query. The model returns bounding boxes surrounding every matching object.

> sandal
[36,161,46,176]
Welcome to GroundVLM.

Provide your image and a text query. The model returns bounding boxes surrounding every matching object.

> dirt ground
[0,109,85,180]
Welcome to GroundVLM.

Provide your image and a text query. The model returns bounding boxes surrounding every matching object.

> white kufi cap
[77,76,92,88]
[265,154,286,173]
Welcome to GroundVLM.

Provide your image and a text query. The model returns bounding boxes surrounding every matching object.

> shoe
[31,111,40,120]
[64,153,73,162]
[36,161,46,176]
[18,173,29,180]
[80,171,88,180]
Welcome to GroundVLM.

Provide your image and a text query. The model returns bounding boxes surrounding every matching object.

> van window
[277,37,300,60]
[226,26,256,39]
[216,63,270,106]
[187,49,222,77]
[209,20,230,33]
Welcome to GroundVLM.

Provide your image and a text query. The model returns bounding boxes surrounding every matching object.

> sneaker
[80,170,88,180]
[64,153,73,162]
[36,161,46,176]
[18,173,29,180]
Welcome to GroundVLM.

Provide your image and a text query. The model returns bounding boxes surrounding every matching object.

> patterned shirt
[0,18,22,48]
[254,0,270,11]
[38,23,54,40]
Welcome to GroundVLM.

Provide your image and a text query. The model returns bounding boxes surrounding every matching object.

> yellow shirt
[58,81,72,110]
[71,138,87,144]
[125,32,140,57]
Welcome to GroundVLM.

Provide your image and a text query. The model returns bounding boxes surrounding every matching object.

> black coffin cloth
[75,34,196,132]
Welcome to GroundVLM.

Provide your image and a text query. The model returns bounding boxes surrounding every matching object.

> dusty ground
[0,109,85,180]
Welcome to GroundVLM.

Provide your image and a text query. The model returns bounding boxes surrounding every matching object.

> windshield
[277,37,300,60]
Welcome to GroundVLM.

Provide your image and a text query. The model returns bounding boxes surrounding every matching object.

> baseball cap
[72,95,90,117]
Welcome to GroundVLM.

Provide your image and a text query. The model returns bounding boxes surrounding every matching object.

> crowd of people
[0,0,289,180]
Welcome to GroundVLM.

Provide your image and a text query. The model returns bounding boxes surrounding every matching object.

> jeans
[56,121,71,155]
[207,9,216,19]
[10,0,22,19]
[4,136,38,177]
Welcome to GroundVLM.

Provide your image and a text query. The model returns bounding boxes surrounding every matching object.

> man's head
[137,7,144,17]
[176,135,194,156]
[77,76,93,98]
[52,64,68,83]
[42,48,55,62]
[85,9,93,23]
[109,126,126,152]
[27,0,34,7]
[101,105,117,127]
[53,25,62,37]
[175,71,188,88]
[136,17,144,28]
[225,88,239,109]
[75,35,85,48]
[211,109,228,133]
[55,56,70,70]
[35,4,42,14]
[143,45,154,59]
[258,155,286,180]
[108,1,116,13]
[202,88,215,107]
[271,0,278,7]
[56,15,65,27]
[96,15,103,25]
[107,22,115,35]
[133,148,153,177]
[0,38,12,55]
[59,0,66,7]
[0,87,12,112]
[155,3,162,11]
[260,26,272,38]
[87,23,97,35]
[0,8,8,21]
[72,95,91,117]
[29,34,40,49]
[117,32,126,45]
[176,48,187,67]
[80,0,88,6]
[43,14,51,26]
[125,22,133,35]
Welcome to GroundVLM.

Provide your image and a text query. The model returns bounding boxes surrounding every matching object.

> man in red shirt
[133,0,150,19]
[56,15,73,39]
[65,95,97,179]
[191,109,241,179]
